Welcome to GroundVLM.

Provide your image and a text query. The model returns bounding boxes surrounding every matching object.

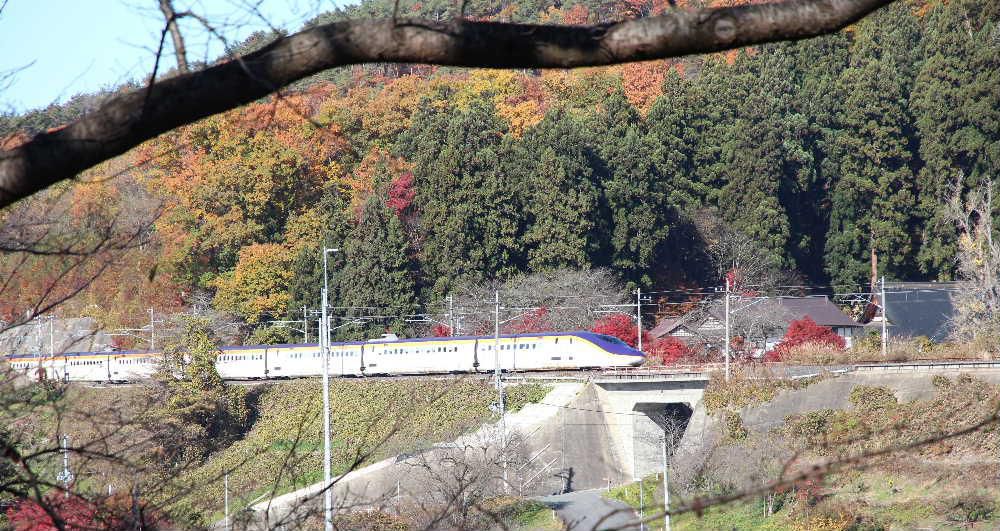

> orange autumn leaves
[30,56,687,327]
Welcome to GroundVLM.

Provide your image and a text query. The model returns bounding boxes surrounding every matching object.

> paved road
[537,489,640,530]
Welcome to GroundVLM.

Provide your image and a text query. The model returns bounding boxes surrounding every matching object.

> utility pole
[56,434,73,498]
[321,247,338,531]
[880,276,888,358]
[632,430,644,531]
[724,277,731,382]
[636,287,643,352]
[320,287,332,531]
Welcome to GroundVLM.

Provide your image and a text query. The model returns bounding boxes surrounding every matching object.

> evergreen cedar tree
[1,1,997,340]
[765,316,846,361]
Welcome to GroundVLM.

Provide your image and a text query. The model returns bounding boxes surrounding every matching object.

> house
[650,295,863,353]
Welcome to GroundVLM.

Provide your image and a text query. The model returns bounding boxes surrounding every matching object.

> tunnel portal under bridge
[592,375,709,480]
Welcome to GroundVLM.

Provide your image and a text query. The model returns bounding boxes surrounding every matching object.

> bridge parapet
[596,366,714,383]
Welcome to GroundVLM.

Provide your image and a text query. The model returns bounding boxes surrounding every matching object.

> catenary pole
[321,286,332,531]
[494,290,509,493]
[636,287,643,352]
[448,295,454,336]
[724,278,731,382]
[148,308,155,350]
[662,434,670,531]
[880,276,888,357]
[224,473,230,531]
[56,434,73,498]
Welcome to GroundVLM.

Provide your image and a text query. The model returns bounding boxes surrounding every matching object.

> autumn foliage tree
[766,315,846,361]
[213,243,294,324]
[592,313,692,365]
[646,336,691,365]
[506,307,552,334]
[592,313,648,347]
[7,492,167,531]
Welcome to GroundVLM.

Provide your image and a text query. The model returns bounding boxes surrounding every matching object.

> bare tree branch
[158,0,190,74]
[0,0,894,209]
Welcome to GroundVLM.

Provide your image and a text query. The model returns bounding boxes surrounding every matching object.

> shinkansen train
[2,331,644,383]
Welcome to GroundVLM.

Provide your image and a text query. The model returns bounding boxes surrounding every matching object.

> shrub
[848,386,897,416]
[505,383,550,412]
[335,509,410,530]
[767,317,846,361]
[787,409,835,441]
[941,493,995,523]
[248,325,294,345]
[645,336,690,365]
[724,411,748,441]
[777,342,855,365]
[7,493,169,531]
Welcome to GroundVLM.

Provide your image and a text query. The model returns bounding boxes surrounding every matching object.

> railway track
[73,359,1000,388]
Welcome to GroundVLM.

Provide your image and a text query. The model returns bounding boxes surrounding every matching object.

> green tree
[518,108,605,271]
[770,33,851,282]
[336,195,419,339]
[714,51,804,270]
[285,189,353,324]
[910,0,1000,279]
[648,69,702,211]
[397,95,525,297]
[150,317,248,470]
[824,15,920,289]
[593,88,671,288]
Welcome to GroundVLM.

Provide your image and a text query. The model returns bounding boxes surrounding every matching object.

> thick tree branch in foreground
[0,0,893,208]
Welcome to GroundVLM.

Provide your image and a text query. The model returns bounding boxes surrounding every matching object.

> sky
[0,0,342,112]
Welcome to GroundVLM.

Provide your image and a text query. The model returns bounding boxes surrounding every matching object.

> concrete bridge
[247,372,713,527]
[591,372,710,481]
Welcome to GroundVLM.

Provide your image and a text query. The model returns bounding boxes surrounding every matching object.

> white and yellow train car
[3,331,644,382]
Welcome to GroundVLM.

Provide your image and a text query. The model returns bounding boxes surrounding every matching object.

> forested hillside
[1,0,996,342]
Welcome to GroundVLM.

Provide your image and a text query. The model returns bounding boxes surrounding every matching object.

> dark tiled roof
[883,282,957,342]
[649,317,681,338]
[774,296,861,328]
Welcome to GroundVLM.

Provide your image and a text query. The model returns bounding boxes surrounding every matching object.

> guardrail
[854,360,1000,372]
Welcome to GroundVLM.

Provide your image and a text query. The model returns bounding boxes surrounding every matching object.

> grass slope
[167,378,549,519]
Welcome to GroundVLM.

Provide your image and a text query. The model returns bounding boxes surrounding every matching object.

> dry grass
[778,337,999,365]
